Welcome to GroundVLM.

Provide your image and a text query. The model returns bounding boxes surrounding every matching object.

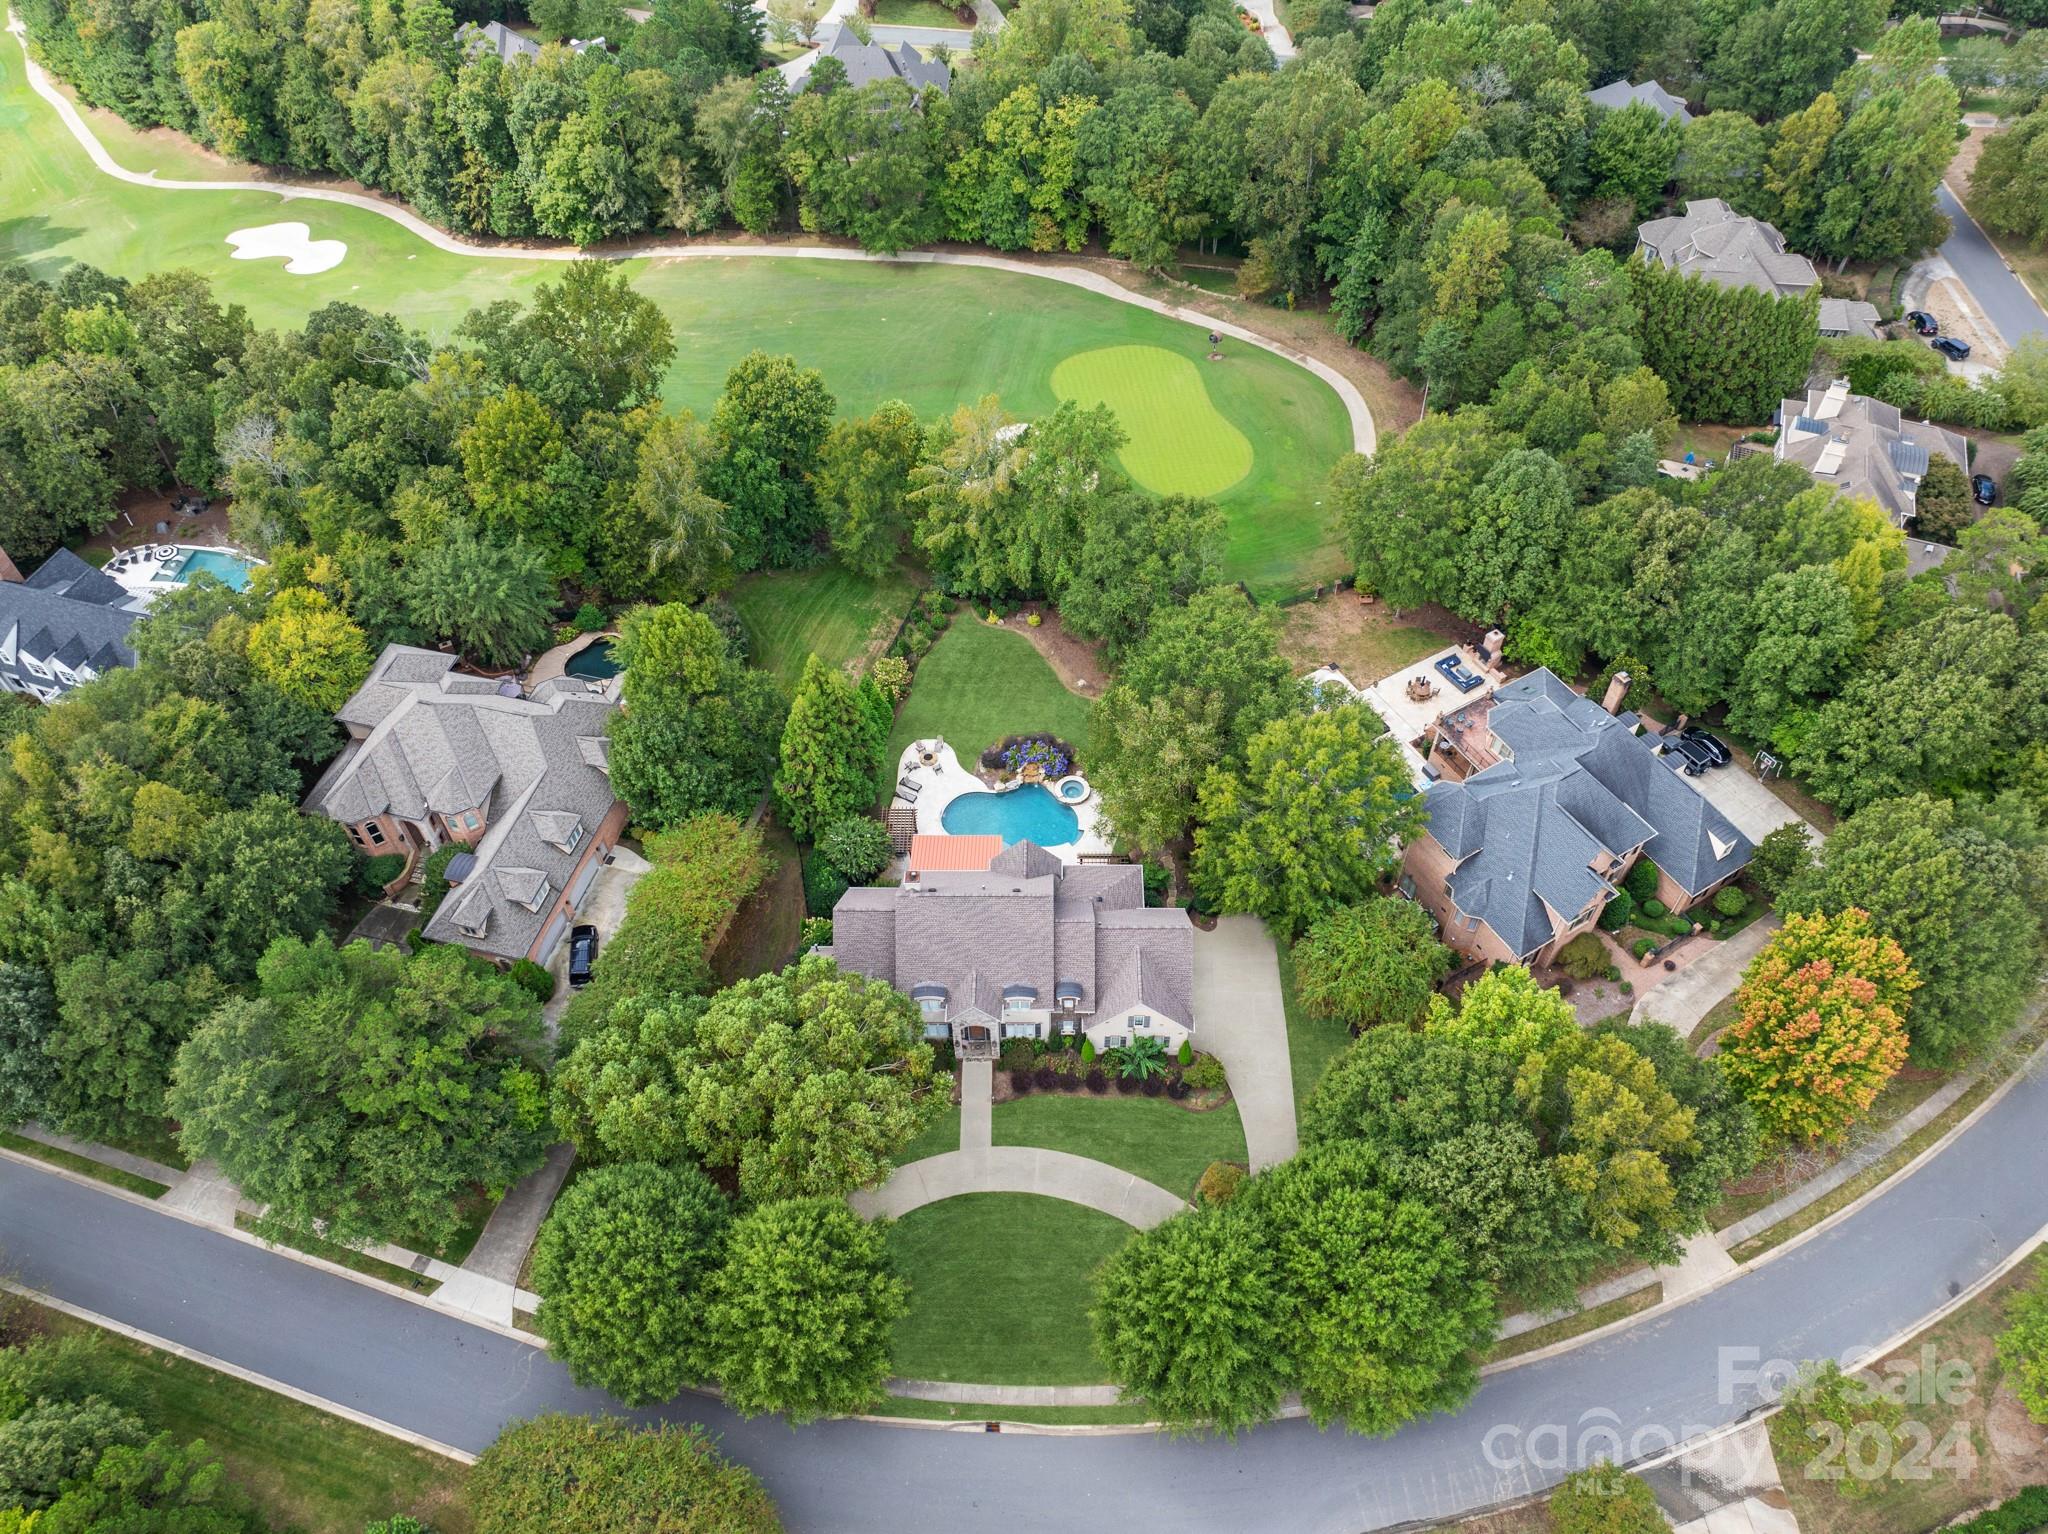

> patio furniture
[1405,675,1438,703]
[897,778,922,800]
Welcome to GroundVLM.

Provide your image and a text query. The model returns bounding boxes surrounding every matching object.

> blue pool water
[564,638,621,679]
[941,784,1081,847]
[157,548,258,592]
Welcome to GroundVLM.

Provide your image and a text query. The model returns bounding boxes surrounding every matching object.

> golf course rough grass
[1050,344,1255,498]
[0,46,1354,595]
[887,1192,1129,1384]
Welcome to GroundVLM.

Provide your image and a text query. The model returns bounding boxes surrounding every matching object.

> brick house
[1403,669,1753,967]
[305,645,627,965]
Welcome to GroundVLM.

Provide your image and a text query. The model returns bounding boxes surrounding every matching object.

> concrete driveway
[1191,916,1297,1170]
[541,844,649,1027]
[346,901,417,952]
[1685,764,1815,848]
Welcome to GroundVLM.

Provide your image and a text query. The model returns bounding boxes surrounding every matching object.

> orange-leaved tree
[1720,908,1916,1145]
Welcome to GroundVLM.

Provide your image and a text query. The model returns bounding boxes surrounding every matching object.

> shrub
[573,603,606,634]
[469,1415,782,1534]
[1115,1074,1139,1095]
[1773,1361,1903,1503]
[801,852,849,917]
[1026,612,1041,627]
[1196,1160,1247,1205]
[1641,898,1668,918]
[1999,1265,2048,1425]
[1597,890,1635,931]
[357,851,407,897]
[1141,1075,1166,1097]
[1033,1066,1056,1090]
[1556,932,1612,982]
[1079,1038,1096,1064]
[1619,980,1633,994]
[1166,1076,1191,1099]
[1945,1486,2048,1534]
[1623,859,1660,903]
[1086,1068,1108,1093]
[814,817,893,885]
[1713,886,1748,918]
[998,1040,1035,1072]
[869,654,911,703]
[1183,1055,1227,1091]
[366,1519,435,1534]
[796,916,833,955]
[1058,1070,1081,1092]
[1142,861,1172,905]
[1632,936,1657,959]
[1177,1039,1194,1067]
[1548,1465,1665,1534]
[1010,1069,1033,1094]
[417,844,463,920]
[509,959,555,1004]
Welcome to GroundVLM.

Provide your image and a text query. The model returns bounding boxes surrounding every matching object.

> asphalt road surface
[5,1061,2047,1534]
[1937,180,2048,346]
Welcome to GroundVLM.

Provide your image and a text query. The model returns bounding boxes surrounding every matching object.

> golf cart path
[7,18,1374,454]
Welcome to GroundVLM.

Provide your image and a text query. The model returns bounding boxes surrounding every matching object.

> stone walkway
[1190,917,1297,1170]
[7,16,1374,457]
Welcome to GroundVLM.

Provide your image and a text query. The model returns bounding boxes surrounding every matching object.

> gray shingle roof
[1421,669,1751,961]
[0,549,140,697]
[1775,381,1969,527]
[308,644,622,961]
[1818,298,1882,339]
[1636,199,1818,299]
[778,26,952,95]
[818,847,1191,1028]
[1585,78,1693,124]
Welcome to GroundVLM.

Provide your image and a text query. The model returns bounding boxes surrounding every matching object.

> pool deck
[527,631,618,687]
[104,542,263,603]
[895,740,1110,862]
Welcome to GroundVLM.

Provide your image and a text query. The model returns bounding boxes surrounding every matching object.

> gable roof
[1775,379,1970,527]
[1421,669,1751,960]
[777,25,952,95]
[0,549,141,690]
[1635,199,1818,299]
[1818,297,1882,339]
[818,846,1193,1027]
[306,644,621,961]
[1585,78,1693,124]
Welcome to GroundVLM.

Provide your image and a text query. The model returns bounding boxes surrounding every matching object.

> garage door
[535,912,569,963]
[567,852,602,910]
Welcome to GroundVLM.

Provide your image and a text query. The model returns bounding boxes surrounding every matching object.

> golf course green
[1051,344,1254,497]
[0,39,1353,594]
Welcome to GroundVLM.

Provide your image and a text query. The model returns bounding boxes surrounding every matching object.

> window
[1002,993,1033,1014]
[1102,1035,1128,1050]
[923,1022,949,1041]
[361,821,386,847]
[346,824,367,849]
[1129,1014,1151,1029]
[562,821,584,853]
[1001,1022,1037,1040]
[919,996,945,1018]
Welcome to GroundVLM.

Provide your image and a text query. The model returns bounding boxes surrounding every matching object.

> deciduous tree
[469,1416,782,1534]
[1293,898,1454,1032]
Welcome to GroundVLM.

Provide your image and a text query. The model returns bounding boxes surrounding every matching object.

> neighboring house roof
[1420,669,1752,962]
[0,548,141,695]
[819,842,1195,1029]
[454,20,602,64]
[1635,199,1819,299]
[777,26,952,95]
[306,645,623,961]
[1585,78,1693,125]
[1818,298,1883,339]
[1774,378,1970,527]
[908,834,1003,873]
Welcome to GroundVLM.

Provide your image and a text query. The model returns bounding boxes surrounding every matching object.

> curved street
[5,1052,2044,1533]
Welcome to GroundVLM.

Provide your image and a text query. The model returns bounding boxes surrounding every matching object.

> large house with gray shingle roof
[1403,669,1752,967]
[818,841,1195,1059]
[1585,78,1693,124]
[305,645,627,964]
[0,548,143,703]
[777,26,952,96]
[1635,199,1818,300]
[1775,378,1969,528]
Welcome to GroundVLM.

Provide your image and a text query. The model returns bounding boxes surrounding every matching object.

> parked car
[567,923,598,987]
[1678,725,1731,767]
[1662,735,1715,776]
[1931,336,1972,362]
[1434,654,1485,693]
[1973,473,1998,506]
[1905,310,1938,335]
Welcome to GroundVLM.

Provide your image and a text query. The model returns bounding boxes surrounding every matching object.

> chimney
[1601,671,1631,715]
[0,548,21,584]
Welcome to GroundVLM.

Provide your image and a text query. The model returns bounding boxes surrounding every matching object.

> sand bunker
[225,222,346,275]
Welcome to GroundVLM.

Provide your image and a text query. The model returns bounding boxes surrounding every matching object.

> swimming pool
[155,548,259,592]
[940,784,1080,847]
[564,638,621,679]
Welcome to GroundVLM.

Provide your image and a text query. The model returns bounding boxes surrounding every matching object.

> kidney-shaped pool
[939,784,1080,847]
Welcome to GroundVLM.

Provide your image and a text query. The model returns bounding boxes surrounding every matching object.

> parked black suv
[1662,735,1715,776]
[1931,336,1972,362]
[1905,310,1938,335]
[1678,725,1731,767]
[1973,473,1998,507]
[568,924,598,987]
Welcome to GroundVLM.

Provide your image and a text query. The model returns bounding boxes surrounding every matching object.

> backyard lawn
[887,1194,1129,1383]
[882,621,1094,780]
[0,51,1353,596]
[992,1092,1246,1199]
[729,563,918,691]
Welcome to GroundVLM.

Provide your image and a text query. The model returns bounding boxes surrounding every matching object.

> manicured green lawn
[32,1304,473,1533]
[887,1194,1129,1383]
[895,1101,963,1164]
[0,51,1351,596]
[882,621,1093,780]
[1277,941,1351,1112]
[1051,344,1254,497]
[992,1092,1246,1199]
[868,0,964,23]
[729,563,918,692]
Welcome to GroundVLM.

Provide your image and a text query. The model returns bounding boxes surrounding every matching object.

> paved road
[6,1050,2045,1533]
[1936,181,2048,347]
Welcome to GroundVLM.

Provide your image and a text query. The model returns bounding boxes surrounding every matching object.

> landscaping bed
[886,1193,1128,1384]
